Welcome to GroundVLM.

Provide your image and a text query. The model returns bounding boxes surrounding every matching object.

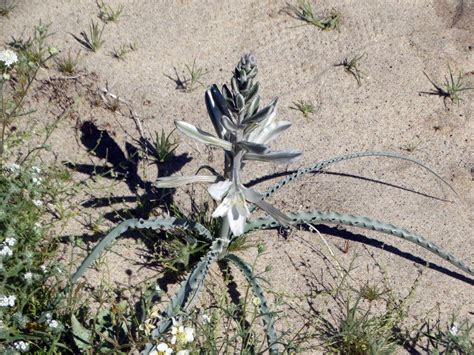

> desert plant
[112,43,136,61]
[182,59,209,93]
[77,20,105,52]
[97,0,124,23]
[67,54,473,354]
[0,0,15,17]
[336,53,365,86]
[290,99,315,118]
[423,65,474,106]
[287,0,340,31]
[56,49,81,74]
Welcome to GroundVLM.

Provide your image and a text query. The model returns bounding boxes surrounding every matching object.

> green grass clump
[98,0,124,23]
[423,65,474,106]
[112,43,136,61]
[56,49,81,74]
[0,0,15,17]
[290,99,315,118]
[287,0,340,31]
[336,53,365,86]
[78,20,105,52]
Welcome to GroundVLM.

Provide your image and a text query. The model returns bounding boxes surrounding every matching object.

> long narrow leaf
[151,237,229,337]
[245,210,473,276]
[259,151,456,203]
[225,253,279,354]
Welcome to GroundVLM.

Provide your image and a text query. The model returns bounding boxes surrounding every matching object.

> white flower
[0,295,16,307]
[14,340,29,352]
[48,319,59,329]
[155,342,173,354]
[40,264,47,273]
[6,162,20,172]
[171,324,194,345]
[0,245,13,257]
[202,314,210,324]
[23,272,33,281]
[5,237,16,246]
[32,176,42,185]
[0,49,18,67]
[208,179,291,236]
[450,322,459,336]
[32,199,43,207]
[209,180,250,236]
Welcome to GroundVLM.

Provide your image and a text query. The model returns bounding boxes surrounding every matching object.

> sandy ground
[2,0,473,352]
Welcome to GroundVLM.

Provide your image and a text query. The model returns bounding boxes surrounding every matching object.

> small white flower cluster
[0,245,13,257]
[32,199,43,207]
[4,237,16,246]
[31,166,42,185]
[0,295,16,307]
[45,313,59,329]
[23,272,33,281]
[13,340,29,352]
[6,162,20,173]
[0,49,18,67]
[149,319,194,355]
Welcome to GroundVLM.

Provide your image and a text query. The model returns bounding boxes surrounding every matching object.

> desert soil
[1,0,473,353]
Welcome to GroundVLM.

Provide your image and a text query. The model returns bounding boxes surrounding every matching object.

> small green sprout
[287,0,340,31]
[422,65,474,106]
[290,100,315,118]
[76,20,105,52]
[56,49,81,74]
[152,129,179,163]
[111,43,136,61]
[336,53,365,86]
[183,59,209,93]
[97,0,124,23]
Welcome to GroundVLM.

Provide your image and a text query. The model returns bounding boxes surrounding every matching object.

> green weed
[287,0,340,31]
[290,99,315,118]
[336,53,365,86]
[423,65,474,106]
[97,0,124,23]
[56,49,81,74]
[77,20,105,52]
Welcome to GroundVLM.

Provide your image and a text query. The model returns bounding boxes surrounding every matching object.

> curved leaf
[225,253,279,354]
[152,237,229,337]
[259,151,456,203]
[245,210,473,276]
[71,217,215,286]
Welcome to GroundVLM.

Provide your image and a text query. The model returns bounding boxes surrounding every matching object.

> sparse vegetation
[287,0,340,31]
[1,4,472,355]
[112,42,136,61]
[290,99,315,118]
[76,20,105,52]
[336,53,365,86]
[183,59,209,92]
[423,65,474,106]
[56,49,81,74]
[97,0,124,23]
[0,0,15,17]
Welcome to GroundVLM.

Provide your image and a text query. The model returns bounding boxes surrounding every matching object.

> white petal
[157,343,169,351]
[228,209,247,236]
[156,175,218,188]
[212,199,230,218]
[208,180,232,200]
[175,120,232,151]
